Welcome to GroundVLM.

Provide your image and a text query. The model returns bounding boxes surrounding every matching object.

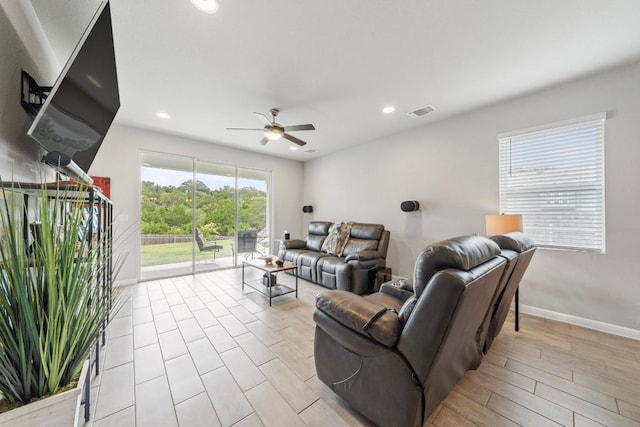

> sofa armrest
[315,290,401,347]
[344,250,383,262]
[379,279,414,302]
[280,239,306,250]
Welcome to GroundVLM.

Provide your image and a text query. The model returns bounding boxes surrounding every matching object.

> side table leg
[269,273,272,307]
[242,263,245,293]
[515,287,520,332]
[295,269,298,299]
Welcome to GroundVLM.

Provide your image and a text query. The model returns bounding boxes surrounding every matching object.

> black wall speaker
[302,205,313,213]
[400,200,420,212]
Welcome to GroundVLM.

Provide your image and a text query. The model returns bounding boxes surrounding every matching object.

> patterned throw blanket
[321,221,353,256]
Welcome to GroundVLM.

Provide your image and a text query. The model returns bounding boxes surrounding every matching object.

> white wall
[90,124,304,283]
[304,60,640,331]
[0,1,59,181]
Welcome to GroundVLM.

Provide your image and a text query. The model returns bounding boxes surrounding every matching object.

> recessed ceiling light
[191,0,219,14]
[382,106,395,114]
[289,146,298,150]
[156,112,171,119]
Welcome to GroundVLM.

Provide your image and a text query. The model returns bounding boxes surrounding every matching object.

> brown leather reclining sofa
[313,233,535,426]
[278,221,390,294]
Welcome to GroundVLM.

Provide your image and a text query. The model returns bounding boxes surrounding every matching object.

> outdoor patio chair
[232,229,262,259]
[195,228,223,260]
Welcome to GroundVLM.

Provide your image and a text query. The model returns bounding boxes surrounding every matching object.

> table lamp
[485,214,523,236]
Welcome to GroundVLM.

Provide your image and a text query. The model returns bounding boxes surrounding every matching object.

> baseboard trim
[519,304,640,341]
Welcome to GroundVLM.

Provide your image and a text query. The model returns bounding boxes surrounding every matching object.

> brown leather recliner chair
[482,232,536,352]
[313,235,507,427]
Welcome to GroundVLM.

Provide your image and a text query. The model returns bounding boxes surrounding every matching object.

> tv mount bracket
[21,70,52,118]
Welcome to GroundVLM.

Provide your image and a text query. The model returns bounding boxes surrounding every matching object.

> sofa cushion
[306,235,326,252]
[317,256,350,290]
[280,248,311,265]
[298,251,331,282]
[316,290,402,347]
[490,232,535,253]
[304,221,332,251]
[342,238,379,257]
[413,235,501,297]
[321,221,353,256]
[350,223,384,240]
[309,221,332,235]
[397,296,417,326]
[342,223,384,257]
[365,292,404,312]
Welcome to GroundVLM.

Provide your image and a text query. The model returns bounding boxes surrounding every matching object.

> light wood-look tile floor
[84,269,640,427]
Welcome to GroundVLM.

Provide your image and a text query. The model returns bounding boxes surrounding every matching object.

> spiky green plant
[0,182,116,405]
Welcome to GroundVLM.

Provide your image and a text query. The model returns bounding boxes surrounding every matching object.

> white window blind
[498,113,605,252]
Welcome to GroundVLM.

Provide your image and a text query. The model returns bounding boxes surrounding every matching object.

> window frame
[497,113,606,253]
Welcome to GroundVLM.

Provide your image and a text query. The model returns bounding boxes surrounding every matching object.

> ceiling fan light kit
[227,108,315,147]
[191,0,219,14]
[264,128,283,140]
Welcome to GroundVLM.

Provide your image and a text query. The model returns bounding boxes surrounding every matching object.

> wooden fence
[141,234,193,246]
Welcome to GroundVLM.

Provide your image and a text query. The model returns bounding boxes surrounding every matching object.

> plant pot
[0,359,89,427]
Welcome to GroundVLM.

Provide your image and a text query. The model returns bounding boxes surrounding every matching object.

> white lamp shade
[485,214,523,236]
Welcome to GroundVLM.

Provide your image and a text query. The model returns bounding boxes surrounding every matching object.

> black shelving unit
[0,181,113,422]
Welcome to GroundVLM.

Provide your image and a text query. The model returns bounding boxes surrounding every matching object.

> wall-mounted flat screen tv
[27,1,120,173]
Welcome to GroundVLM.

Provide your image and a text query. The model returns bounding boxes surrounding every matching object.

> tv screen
[27,1,120,173]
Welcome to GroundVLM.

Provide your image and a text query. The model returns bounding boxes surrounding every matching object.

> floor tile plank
[244,381,306,427]
[442,390,518,426]
[165,354,206,404]
[259,358,319,413]
[486,393,562,427]
[135,375,178,427]
[202,367,253,427]
[534,383,638,427]
[220,347,267,391]
[235,332,277,366]
[175,392,221,427]
[91,273,640,427]
[187,337,225,375]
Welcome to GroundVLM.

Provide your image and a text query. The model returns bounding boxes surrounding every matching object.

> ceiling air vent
[407,105,436,118]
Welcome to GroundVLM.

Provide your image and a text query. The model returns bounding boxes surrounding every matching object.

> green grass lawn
[141,239,234,266]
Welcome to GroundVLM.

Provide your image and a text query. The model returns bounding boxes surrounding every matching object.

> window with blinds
[498,113,605,252]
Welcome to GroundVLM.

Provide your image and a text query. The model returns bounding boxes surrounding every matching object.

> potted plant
[0,182,117,425]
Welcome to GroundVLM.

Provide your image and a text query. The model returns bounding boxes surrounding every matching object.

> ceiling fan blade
[282,133,307,146]
[253,112,272,125]
[283,124,315,132]
[258,136,269,145]
[226,127,264,131]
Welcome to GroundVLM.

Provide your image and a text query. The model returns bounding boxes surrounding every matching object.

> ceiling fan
[227,108,315,146]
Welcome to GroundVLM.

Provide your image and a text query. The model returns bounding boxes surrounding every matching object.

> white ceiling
[29,0,640,161]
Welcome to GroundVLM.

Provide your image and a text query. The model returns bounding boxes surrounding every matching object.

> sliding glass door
[139,151,271,281]
[140,153,194,280]
[237,167,270,260]
[194,161,236,273]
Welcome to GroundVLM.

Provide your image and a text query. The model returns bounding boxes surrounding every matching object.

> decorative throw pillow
[321,221,353,256]
[321,222,343,255]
